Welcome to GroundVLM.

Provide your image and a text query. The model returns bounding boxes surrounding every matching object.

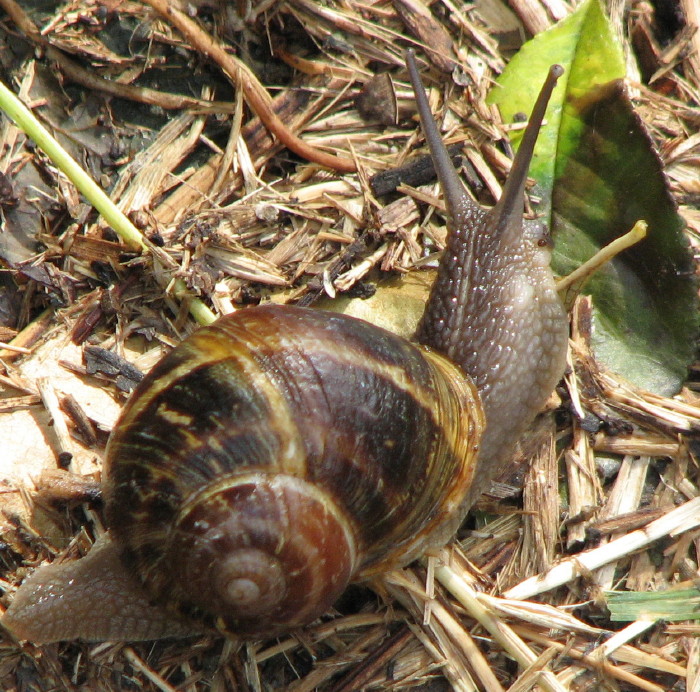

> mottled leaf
[488,0,697,395]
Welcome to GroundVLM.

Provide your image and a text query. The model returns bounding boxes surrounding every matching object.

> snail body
[2,54,567,644]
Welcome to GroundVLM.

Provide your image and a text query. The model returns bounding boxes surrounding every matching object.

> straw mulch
[0,0,699,690]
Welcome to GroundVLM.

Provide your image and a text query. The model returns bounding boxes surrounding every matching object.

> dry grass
[0,0,699,690]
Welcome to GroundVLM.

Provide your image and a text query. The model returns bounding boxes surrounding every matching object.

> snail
[2,53,568,644]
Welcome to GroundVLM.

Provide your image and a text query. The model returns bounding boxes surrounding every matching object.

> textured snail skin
[2,55,567,644]
[409,58,568,509]
[0,534,194,643]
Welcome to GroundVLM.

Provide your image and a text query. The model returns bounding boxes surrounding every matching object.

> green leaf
[488,0,698,395]
[605,587,700,622]
[489,0,625,205]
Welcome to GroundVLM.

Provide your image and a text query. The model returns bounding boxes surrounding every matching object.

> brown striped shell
[105,305,483,637]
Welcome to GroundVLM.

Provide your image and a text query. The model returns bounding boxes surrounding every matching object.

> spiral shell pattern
[105,305,483,637]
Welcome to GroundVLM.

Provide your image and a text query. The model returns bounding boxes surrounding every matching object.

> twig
[511,625,668,692]
[142,0,357,173]
[383,568,499,691]
[432,560,569,692]
[122,647,180,692]
[36,378,73,469]
[0,0,233,113]
[0,309,54,360]
[557,220,648,308]
[505,496,700,600]
[329,626,413,692]
[0,341,31,354]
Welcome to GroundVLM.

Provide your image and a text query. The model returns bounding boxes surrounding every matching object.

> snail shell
[2,53,567,644]
[106,305,482,637]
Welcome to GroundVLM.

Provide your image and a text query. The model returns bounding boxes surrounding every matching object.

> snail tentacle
[409,52,568,505]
